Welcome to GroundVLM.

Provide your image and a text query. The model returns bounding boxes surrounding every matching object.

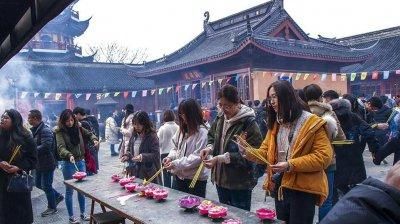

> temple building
[127,0,373,110]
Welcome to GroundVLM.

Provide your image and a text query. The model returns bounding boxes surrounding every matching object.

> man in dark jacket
[73,107,100,173]
[321,161,400,224]
[366,96,392,146]
[28,110,63,217]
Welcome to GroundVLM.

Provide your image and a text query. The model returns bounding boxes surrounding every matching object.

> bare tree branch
[85,41,148,64]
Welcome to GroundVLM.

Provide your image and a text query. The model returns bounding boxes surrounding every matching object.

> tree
[86,41,147,64]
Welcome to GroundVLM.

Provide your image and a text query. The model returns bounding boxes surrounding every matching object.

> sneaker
[69,217,80,224]
[41,208,58,217]
[80,214,90,221]
[55,194,64,207]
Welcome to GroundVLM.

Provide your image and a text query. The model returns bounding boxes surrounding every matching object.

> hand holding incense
[143,166,164,185]
[8,145,21,164]
[189,162,204,188]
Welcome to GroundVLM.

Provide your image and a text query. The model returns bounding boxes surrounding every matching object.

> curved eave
[251,38,372,63]
[131,38,372,78]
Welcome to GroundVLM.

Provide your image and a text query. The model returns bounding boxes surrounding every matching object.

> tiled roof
[0,61,154,93]
[18,50,94,63]
[130,0,371,77]
[340,26,400,72]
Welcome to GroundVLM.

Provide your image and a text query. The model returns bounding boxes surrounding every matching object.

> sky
[74,0,400,61]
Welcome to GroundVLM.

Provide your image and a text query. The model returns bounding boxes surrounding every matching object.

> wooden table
[65,175,281,224]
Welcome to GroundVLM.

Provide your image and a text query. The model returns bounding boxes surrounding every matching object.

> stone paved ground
[31,143,394,224]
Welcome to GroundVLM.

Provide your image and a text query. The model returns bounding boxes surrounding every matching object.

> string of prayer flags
[383,71,390,79]
[361,72,367,80]
[350,73,357,81]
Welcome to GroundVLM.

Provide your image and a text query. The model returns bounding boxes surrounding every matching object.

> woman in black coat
[121,111,162,184]
[0,109,37,224]
[330,99,379,198]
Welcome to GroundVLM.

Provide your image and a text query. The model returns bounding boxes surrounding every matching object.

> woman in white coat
[105,110,120,156]
[119,104,134,158]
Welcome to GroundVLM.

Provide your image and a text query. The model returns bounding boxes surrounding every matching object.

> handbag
[7,170,34,193]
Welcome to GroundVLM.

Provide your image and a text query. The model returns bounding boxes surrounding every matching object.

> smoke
[0,57,46,117]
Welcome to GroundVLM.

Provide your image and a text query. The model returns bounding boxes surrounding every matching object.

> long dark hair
[1,109,30,147]
[266,81,303,129]
[58,109,80,145]
[178,99,205,137]
[132,111,156,135]
[217,84,244,104]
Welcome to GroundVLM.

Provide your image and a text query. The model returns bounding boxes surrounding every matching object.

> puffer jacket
[55,127,97,161]
[208,105,263,190]
[246,113,333,206]
[105,116,119,144]
[31,122,56,171]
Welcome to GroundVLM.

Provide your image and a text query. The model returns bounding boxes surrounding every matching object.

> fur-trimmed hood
[308,100,333,117]
[329,98,352,116]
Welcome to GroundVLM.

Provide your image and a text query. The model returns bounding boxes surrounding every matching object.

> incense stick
[143,166,164,185]
[8,145,21,164]
[73,162,79,172]
[189,162,204,188]
[232,135,270,165]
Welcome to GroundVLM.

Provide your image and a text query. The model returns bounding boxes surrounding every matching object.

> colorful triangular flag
[167,87,172,93]
[34,93,40,98]
[331,73,337,81]
[396,70,400,75]
[55,93,62,100]
[192,83,198,90]
[383,71,390,79]
[313,74,318,80]
[303,73,309,80]
[104,93,110,98]
[158,88,164,95]
[151,89,156,95]
[44,93,51,99]
[361,72,367,80]
[350,73,357,81]
[114,92,120,97]
[20,92,28,99]
[201,82,207,88]
[85,93,91,101]
[142,90,148,97]
[96,93,102,100]
[123,91,129,98]
[295,73,302,80]
[217,79,223,85]
[132,91,137,98]
[372,71,378,80]
[75,93,82,99]
[341,73,347,81]
[321,74,327,81]
[184,84,190,91]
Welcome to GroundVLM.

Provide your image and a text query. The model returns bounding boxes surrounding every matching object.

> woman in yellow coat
[237,81,333,224]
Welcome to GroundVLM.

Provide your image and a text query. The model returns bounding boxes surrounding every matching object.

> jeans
[173,176,206,198]
[110,144,117,155]
[161,153,172,188]
[275,188,316,224]
[216,186,252,211]
[61,160,86,217]
[35,169,63,209]
[319,170,335,221]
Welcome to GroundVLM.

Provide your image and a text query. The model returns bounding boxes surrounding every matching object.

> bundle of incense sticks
[8,145,21,164]
[143,166,164,185]
[332,140,354,145]
[387,108,400,123]
[233,135,270,166]
[189,162,204,189]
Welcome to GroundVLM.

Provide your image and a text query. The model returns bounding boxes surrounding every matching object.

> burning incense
[189,162,204,188]
[332,140,354,145]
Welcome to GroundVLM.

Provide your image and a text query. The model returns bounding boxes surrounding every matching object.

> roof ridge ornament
[203,11,214,36]
[246,15,253,36]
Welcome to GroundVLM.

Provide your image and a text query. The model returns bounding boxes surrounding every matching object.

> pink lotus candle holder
[222,219,242,224]
[197,200,215,215]
[119,177,134,187]
[111,174,122,182]
[208,206,228,219]
[152,189,168,201]
[256,208,276,221]
[178,196,201,210]
[72,172,87,181]
[124,183,137,192]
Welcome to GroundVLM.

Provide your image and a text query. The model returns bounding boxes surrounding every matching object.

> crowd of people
[0,81,399,224]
